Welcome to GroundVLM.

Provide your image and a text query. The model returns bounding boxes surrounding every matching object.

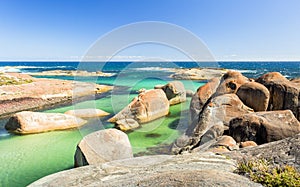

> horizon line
[0,60,300,62]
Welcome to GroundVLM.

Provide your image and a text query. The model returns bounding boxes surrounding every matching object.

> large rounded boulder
[74,129,133,167]
[236,82,270,111]
[215,71,249,96]
[108,89,169,128]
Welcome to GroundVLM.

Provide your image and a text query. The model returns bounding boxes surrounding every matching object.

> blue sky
[0,0,300,61]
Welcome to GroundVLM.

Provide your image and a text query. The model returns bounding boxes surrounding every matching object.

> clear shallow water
[0,61,299,187]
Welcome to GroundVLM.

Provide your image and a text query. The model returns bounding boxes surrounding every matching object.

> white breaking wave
[132,67,176,72]
[230,69,257,74]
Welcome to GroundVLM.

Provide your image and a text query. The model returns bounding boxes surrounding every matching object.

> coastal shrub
[235,158,300,187]
[0,76,33,86]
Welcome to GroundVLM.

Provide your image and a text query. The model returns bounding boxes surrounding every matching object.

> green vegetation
[0,75,33,86]
[235,158,300,187]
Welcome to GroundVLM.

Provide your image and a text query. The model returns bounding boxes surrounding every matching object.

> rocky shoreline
[0,73,112,118]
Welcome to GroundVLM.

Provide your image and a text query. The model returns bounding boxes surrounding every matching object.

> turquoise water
[0,61,299,186]
[0,69,203,187]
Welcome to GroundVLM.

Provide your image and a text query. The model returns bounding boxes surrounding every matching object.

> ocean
[0,61,299,187]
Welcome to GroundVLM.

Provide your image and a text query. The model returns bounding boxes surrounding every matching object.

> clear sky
[0,0,300,61]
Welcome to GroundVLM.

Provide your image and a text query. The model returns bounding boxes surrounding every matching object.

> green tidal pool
[0,75,204,187]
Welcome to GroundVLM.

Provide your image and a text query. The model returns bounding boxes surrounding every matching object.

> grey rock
[30,152,261,187]
[225,133,300,171]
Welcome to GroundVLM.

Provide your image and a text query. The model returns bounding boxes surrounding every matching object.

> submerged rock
[108,89,169,128]
[5,111,86,134]
[64,108,109,118]
[74,129,133,167]
[229,110,300,144]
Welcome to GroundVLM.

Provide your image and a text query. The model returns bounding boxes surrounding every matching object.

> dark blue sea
[0,61,299,79]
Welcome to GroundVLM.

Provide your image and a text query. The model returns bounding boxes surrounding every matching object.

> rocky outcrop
[64,108,109,118]
[30,152,261,187]
[170,68,227,80]
[190,77,221,122]
[0,73,112,118]
[74,129,133,167]
[256,72,300,120]
[229,110,300,144]
[172,94,253,154]
[159,81,186,105]
[108,89,169,130]
[5,111,87,134]
[224,133,300,171]
[236,82,270,111]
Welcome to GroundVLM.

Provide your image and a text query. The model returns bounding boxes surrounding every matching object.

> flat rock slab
[30,152,261,187]
[170,68,227,80]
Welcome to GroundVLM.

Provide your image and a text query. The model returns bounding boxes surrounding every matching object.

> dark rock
[229,110,300,144]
